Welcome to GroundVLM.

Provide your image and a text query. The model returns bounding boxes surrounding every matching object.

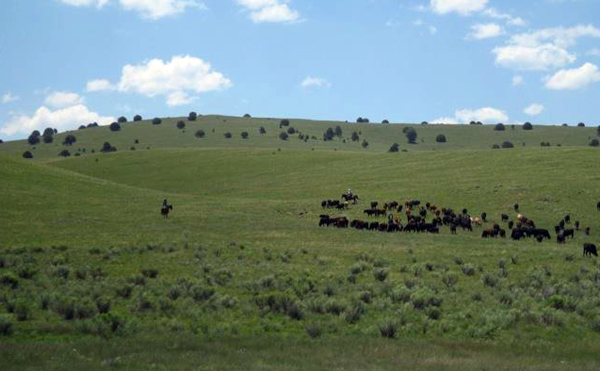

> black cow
[557,232,566,244]
[501,214,509,222]
[511,228,525,241]
[564,229,575,239]
[564,215,571,224]
[574,221,580,230]
[585,227,590,236]
[508,221,514,230]
[559,220,565,229]
[481,212,487,222]
[583,243,598,257]
[371,201,378,209]
[597,202,600,211]
[554,225,561,234]
[514,203,519,211]
[450,224,457,234]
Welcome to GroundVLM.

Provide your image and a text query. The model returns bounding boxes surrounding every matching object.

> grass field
[1,116,600,369]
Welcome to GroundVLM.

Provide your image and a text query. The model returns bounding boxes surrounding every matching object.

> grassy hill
[1,116,600,370]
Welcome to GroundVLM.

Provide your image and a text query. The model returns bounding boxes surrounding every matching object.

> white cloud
[86,79,116,92]
[512,75,524,86]
[493,25,600,71]
[1,105,114,136]
[524,103,544,116]
[413,19,437,35]
[44,91,85,109]
[545,62,600,90]
[300,77,331,89]
[2,92,19,104]
[468,23,504,40]
[481,8,525,27]
[236,0,299,23]
[58,0,204,19]
[87,55,232,105]
[430,0,488,16]
[587,48,600,57]
[432,107,508,124]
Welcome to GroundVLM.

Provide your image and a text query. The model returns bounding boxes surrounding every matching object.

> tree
[78,125,86,130]
[133,115,142,122]
[259,127,266,134]
[58,149,70,157]
[287,127,296,135]
[188,112,197,121]
[494,123,505,131]
[361,140,369,148]
[323,127,335,141]
[523,122,533,130]
[176,121,185,129]
[101,142,116,152]
[279,132,289,141]
[109,122,121,132]
[241,131,249,139]
[243,113,251,118]
[118,116,127,123]
[195,129,205,138]
[43,134,53,144]
[382,119,389,124]
[43,128,54,137]
[436,134,447,143]
[590,138,599,147]
[562,123,568,127]
[405,128,418,144]
[279,119,290,128]
[597,125,600,136]
[356,117,370,123]
[22,151,33,159]
[501,141,514,148]
[334,126,342,137]
[63,134,77,146]
[152,117,162,125]
[224,132,232,139]
[578,122,585,127]
[388,143,399,152]
[421,121,429,125]
[351,132,360,142]
[87,122,98,128]
[27,134,40,145]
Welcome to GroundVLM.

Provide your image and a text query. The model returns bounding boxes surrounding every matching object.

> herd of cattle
[319,195,600,257]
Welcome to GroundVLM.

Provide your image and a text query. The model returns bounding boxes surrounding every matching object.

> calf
[585,227,590,236]
[583,243,598,257]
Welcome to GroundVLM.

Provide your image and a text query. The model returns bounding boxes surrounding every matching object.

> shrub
[133,115,142,122]
[18,264,37,279]
[492,144,500,149]
[115,283,134,299]
[287,127,296,135]
[87,122,99,128]
[109,122,121,132]
[501,141,514,148]
[243,113,251,118]
[27,133,40,145]
[590,138,599,147]
[405,128,417,144]
[152,117,162,125]
[323,127,335,141]
[378,321,397,338]
[388,143,399,153]
[279,119,290,127]
[305,324,322,339]
[141,268,158,279]
[1,273,19,288]
[241,131,249,139]
[454,256,463,265]
[176,120,185,129]
[188,112,197,121]
[523,122,533,130]
[421,121,428,125]
[351,132,359,142]
[0,315,13,336]
[356,117,370,123]
[361,140,369,148]
[442,273,458,288]
[374,268,389,282]
[578,122,585,127]
[334,126,342,137]
[382,119,389,124]
[78,125,86,130]
[259,127,266,134]
[279,132,289,141]
[436,134,446,143]
[101,142,116,153]
[462,264,475,276]
[43,134,53,143]
[117,116,127,123]
[58,150,70,157]
[63,134,77,146]
[411,288,442,310]
[494,123,505,131]
[195,129,205,138]
[223,132,232,139]
[22,151,33,159]
[15,299,31,321]
[482,273,499,288]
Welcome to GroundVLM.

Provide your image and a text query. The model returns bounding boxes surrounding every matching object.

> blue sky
[1,0,599,140]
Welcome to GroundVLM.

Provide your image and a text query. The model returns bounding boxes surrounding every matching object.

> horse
[161,204,173,218]
[342,194,359,204]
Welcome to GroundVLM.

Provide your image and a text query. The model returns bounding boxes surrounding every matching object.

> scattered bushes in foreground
[22,151,33,159]
[436,134,447,143]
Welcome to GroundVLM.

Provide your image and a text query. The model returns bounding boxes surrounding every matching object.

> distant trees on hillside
[436,134,447,143]
[351,132,360,142]
[27,133,40,145]
[334,126,343,138]
[63,135,77,146]
[323,128,335,141]
[356,117,369,123]
[133,115,142,122]
[101,142,116,153]
[188,112,197,121]
[58,149,70,157]
[541,142,551,147]
[176,121,185,129]
[578,122,585,127]
[523,122,533,130]
[492,144,500,149]
[241,131,249,139]
[279,132,289,141]
[118,116,127,123]
[494,123,505,131]
[590,138,599,147]
[109,122,121,132]
[22,151,33,159]
[87,122,99,128]
[388,143,399,152]
[42,128,54,143]
[279,119,290,128]
[469,121,483,125]
[361,139,369,148]
[382,119,389,124]
[195,129,205,138]
[78,125,86,130]
[224,132,232,139]
[421,121,429,125]
[405,128,418,144]
[502,141,514,148]
[152,118,162,125]
[287,127,296,135]
[259,127,266,134]
[243,114,251,118]
[597,125,600,136]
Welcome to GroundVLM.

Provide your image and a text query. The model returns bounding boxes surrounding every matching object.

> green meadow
[1,116,600,370]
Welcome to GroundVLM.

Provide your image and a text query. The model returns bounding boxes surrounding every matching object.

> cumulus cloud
[524,103,544,116]
[57,0,204,20]
[2,92,19,104]
[300,77,331,89]
[236,0,300,23]
[481,8,526,27]
[467,23,504,40]
[1,105,114,136]
[430,0,488,16]
[493,25,600,71]
[433,107,508,124]
[44,91,85,109]
[86,55,232,106]
[512,75,524,86]
[545,62,600,90]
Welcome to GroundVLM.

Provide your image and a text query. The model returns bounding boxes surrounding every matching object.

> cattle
[482,229,496,238]
[557,232,566,244]
[378,223,389,232]
[508,221,514,230]
[597,202,600,211]
[501,214,509,222]
[462,208,468,215]
[583,243,598,257]
[371,201,378,209]
[369,222,379,231]
[534,229,551,239]
[564,215,571,224]
[574,221,580,230]
[563,229,575,239]
[554,225,561,234]
[481,212,487,222]
[511,228,525,241]
[471,217,483,226]
[319,216,333,227]
[499,229,506,238]
[322,200,341,209]
[536,235,544,243]
[450,224,457,234]
[585,227,590,236]
[559,220,565,229]
[514,203,519,211]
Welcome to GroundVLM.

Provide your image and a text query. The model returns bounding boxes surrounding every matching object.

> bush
[58,150,70,157]
[15,299,31,321]
[482,273,499,288]
[351,132,359,142]
[27,134,40,145]
[378,321,397,338]
[541,141,551,147]
[501,141,514,149]
[259,127,266,134]
[287,127,296,135]
[176,120,185,129]
[43,134,53,143]
[108,122,120,132]
[279,119,290,127]
[305,324,322,339]
[141,268,159,278]
[382,119,389,124]
[494,123,505,131]
[462,264,475,276]
[118,116,127,123]
[188,112,197,121]
[78,125,86,130]
[223,132,232,139]
[436,134,446,143]
[492,144,500,149]
[323,127,335,141]
[133,115,142,122]
[0,315,13,336]
[241,131,249,139]
[590,138,599,147]
[374,268,389,281]
[195,129,205,138]
[578,122,585,127]
[421,121,428,125]
[523,122,533,130]
[279,132,289,141]
[152,117,162,125]
[62,134,77,146]
[243,113,251,118]
[405,128,417,144]
[101,142,116,153]
[388,143,399,153]
[87,122,98,128]
[334,126,342,137]
[22,151,33,159]
[361,140,369,148]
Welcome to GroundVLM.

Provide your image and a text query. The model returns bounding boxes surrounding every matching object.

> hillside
[1,118,600,370]
[0,115,598,160]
